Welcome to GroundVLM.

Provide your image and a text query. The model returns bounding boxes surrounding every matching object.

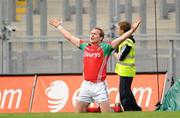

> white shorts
[77,80,109,104]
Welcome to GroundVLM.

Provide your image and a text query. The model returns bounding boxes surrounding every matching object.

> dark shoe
[133,106,142,111]
[124,106,142,111]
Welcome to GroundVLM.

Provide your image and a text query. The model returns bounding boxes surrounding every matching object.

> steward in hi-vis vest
[113,21,141,111]
[115,37,136,77]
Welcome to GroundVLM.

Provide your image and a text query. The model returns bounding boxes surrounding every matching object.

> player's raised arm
[49,18,80,47]
[111,17,141,49]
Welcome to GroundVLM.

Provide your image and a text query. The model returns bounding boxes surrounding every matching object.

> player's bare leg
[75,100,90,113]
[99,101,111,112]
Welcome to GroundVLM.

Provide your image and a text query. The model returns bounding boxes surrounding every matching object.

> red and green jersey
[79,40,114,83]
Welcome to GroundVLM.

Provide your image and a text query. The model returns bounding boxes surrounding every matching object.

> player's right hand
[49,18,63,28]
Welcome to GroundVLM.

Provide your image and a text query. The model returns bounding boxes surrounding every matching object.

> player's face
[90,29,102,44]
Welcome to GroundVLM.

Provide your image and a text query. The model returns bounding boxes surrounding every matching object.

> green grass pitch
[0,111,179,118]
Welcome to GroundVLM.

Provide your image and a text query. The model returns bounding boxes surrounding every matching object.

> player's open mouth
[90,37,94,41]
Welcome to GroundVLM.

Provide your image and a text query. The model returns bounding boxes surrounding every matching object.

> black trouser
[119,76,142,111]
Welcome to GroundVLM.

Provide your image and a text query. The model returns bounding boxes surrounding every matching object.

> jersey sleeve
[79,40,88,51]
[100,42,114,56]
[107,41,114,52]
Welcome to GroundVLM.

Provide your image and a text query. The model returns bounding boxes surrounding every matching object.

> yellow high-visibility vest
[115,38,136,77]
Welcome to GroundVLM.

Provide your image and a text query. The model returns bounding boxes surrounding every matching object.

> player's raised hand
[49,18,63,28]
